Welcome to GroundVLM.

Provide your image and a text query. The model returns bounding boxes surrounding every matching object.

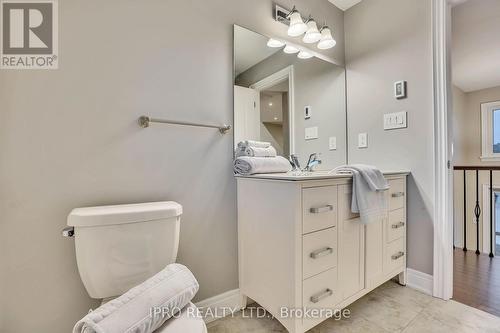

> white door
[234,86,260,148]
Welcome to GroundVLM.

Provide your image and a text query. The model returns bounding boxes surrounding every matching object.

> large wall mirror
[233,25,347,169]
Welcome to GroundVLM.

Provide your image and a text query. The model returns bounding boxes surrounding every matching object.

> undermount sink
[287,170,335,177]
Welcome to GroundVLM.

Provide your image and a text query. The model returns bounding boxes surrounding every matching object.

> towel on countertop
[234,156,292,175]
[235,145,277,158]
[73,264,199,333]
[237,140,271,149]
[332,164,389,224]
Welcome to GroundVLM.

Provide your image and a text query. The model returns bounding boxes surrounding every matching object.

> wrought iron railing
[454,166,500,258]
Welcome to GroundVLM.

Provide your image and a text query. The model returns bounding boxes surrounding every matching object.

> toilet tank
[67,201,182,299]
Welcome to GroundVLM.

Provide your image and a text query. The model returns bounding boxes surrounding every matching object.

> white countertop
[235,170,410,181]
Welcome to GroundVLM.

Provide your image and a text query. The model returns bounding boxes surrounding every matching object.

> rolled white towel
[237,140,271,149]
[235,146,277,158]
[234,156,292,175]
[73,264,199,333]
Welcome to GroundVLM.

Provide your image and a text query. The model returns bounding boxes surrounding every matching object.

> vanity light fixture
[283,45,299,54]
[317,26,336,50]
[297,50,313,59]
[267,38,285,48]
[287,7,308,37]
[302,18,321,44]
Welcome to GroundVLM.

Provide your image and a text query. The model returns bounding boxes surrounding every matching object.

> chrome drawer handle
[310,205,333,214]
[310,288,333,304]
[391,251,405,260]
[391,192,405,198]
[391,222,405,229]
[310,247,333,259]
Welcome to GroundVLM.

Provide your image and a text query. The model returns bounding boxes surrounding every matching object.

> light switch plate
[358,133,368,148]
[384,111,407,130]
[305,127,318,140]
[329,136,337,150]
[305,106,311,119]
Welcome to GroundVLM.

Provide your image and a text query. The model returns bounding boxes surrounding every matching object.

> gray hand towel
[333,164,389,224]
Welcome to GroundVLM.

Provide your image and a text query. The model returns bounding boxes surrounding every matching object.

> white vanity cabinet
[237,172,408,333]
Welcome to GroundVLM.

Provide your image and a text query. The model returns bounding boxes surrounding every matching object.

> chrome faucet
[304,153,322,172]
[289,154,301,171]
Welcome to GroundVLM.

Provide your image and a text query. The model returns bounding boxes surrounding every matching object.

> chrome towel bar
[138,116,231,134]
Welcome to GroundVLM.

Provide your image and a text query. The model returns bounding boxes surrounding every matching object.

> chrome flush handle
[391,192,405,198]
[62,227,74,237]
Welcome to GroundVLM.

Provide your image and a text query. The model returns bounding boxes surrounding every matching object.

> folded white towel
[234,156,292,175]
[235,146,277,158]
[73,264,199,333]
[237,140,271,149]
[332,164,389,224]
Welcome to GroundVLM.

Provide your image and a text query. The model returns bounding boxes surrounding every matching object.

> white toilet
[66,201,206,333]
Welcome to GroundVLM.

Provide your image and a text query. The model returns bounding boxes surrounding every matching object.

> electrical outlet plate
[358,133,368,148]
[329,136,337,150]
[384,111,407,130]
[305,127,318,140]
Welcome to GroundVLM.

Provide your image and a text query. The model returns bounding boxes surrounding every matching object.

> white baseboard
[195,289,241,323]
[406,268,433,295]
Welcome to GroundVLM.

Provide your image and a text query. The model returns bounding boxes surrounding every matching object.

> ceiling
[234,25,280,76]
[452,0,500,92]
[328,0,363,11]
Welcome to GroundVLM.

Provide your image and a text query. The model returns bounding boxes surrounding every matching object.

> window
[481,101,500,161]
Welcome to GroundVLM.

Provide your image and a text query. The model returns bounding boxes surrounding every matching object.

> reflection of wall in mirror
[260,91,286,155]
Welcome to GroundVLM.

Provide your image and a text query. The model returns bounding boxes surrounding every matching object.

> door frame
[432,0,454,300]
[250,66,295,155]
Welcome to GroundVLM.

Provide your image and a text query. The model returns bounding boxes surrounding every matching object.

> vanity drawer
[384,237,405,273]
[388,179,405,211]
[303,267,339,313]
[387,208,406,243]
[303,227,337,279]
[303,186,337,234]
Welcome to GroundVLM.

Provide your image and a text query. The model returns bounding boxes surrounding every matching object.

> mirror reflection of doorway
[259,79,289,157]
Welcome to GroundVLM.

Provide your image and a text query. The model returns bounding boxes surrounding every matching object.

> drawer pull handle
[391,222,405,229]
[391,192,405,198]
[391,251,405,260]
[310,247,334,259]
[310,288,333,304]
[310,205,333,214]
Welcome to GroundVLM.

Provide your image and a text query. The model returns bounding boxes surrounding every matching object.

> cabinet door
[365,217,385,289]
[338,186,365,301]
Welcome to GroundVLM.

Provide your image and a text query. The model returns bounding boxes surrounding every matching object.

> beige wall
[0,1,344,332]
[451,0,500,92]
[345,0,435,275]
[452,85,500,250]
[453,85,500,166]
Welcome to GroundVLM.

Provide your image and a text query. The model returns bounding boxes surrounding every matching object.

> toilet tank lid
[67,201,182,227]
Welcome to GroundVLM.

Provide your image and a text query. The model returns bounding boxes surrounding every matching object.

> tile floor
[207,281,500,332]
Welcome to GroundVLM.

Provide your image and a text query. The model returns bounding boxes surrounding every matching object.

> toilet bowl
[67,201,206,332]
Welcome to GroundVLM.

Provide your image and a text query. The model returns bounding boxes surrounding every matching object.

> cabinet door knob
[391,251,405,260]
[310,205,333,214]
[310,288,333,303]
[391,221,405,229]
[310,247,334,259]
[391,192,405,198]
